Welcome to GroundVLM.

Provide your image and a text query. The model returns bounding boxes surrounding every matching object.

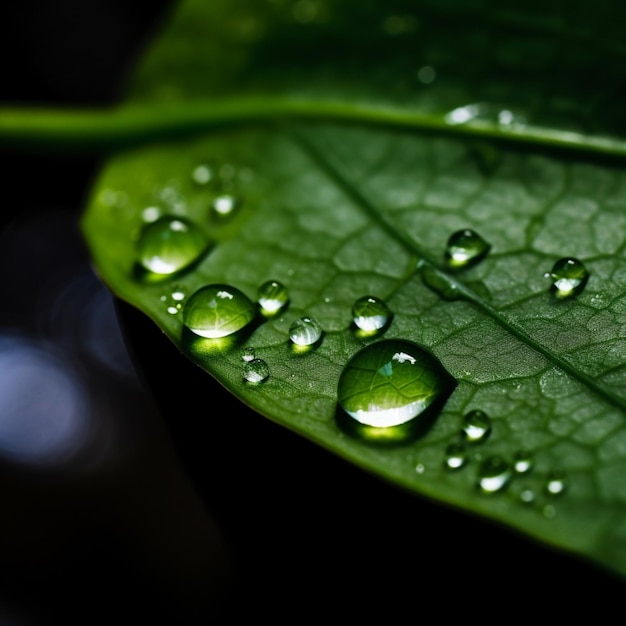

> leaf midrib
[289,129,626,413]
[2,97,626,161]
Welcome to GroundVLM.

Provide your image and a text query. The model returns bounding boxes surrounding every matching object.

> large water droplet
[544,257,589,299]
[477,456,512,493]
[445,229,491,269]
[243,358,270,384]
[183,284,257,338]
[136,216,209,276]
[462,409,491,443]
[352,295,392,333]
[289,316,323,347]
[444,442,468,470]
[258,280,289,316]
[337,339,456,429]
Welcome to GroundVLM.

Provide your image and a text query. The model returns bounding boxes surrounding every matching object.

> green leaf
[8,0,626,581]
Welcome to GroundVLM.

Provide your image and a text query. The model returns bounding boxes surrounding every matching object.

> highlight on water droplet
[136,216,209,276]
[477,456,512,493]
[462,409,491,443]
[445,229,491,269]
[258,280,289,316]
[351,295,392,334]
[183,284,257,338]
[513,449,534,474]
[243,358,270,384]
[545,469,567,496]
[211,194,240,220]
[518,487,536,504]
[289,316,323,347]
[337,339,457,432]
[444,442,468,470]
[544,257,589,299]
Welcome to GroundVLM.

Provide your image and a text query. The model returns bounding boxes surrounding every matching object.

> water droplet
[415,463,426,474]
[192,164,213,185]
[477,456,512,493]
[519,487,536,504]
[513,449,534,474]
[462,409,491,443]
[351,295,392,333]
[545,469,567,496]
[337,339,456,429]
[445,229,491,269]
[445,102,526,128]
[142,206,161,223]
[417,261,460,300]
[183,284,256,338]
[544,257,589,299]
[289,316,323,347]
[240,347,256,362]
[444,442,468,470]
[416,65,436,84]
[243,358,270,384]
[258,280,289,316]
[211,194,240,220]
[542,504,557,519]
[136,216,209,276]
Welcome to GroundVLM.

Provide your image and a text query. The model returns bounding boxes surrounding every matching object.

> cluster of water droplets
[437,407,568,515]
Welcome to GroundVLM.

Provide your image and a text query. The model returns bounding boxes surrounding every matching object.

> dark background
[1,1,624,624]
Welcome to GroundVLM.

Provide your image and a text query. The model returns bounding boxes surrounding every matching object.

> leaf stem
[1,97,626,160]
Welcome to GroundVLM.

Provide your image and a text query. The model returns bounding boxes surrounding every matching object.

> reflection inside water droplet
[337,339,456,430]
[544,257,589,299]
[445,229,491,269]
[183,284,256,338]
[136,216,209,276]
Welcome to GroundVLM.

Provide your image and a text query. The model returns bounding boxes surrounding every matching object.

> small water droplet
[240,347,256,362]
[445,229,491,269]
[258,280,289,316]
[519,487,536,504]
[544,257,589,299]
[542,504,557,519]
[192,164,213,185]
[416,65,436,84]
[444,442,468,470]
[183,284,256,338]
[289,316,323,347]
[136,216,209,275]
[513,450,534,474]
[243,358,270,384]
[337,339,456,429]
[211,194,240,220]
[351,295,392,333]
[462,409,491,443]
[477,456,512,493]
[142,206,161,222]
[545,469,567,496]
[415,462,426,474]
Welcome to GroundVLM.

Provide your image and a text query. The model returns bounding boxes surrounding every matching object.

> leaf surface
[79,0,626,578]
